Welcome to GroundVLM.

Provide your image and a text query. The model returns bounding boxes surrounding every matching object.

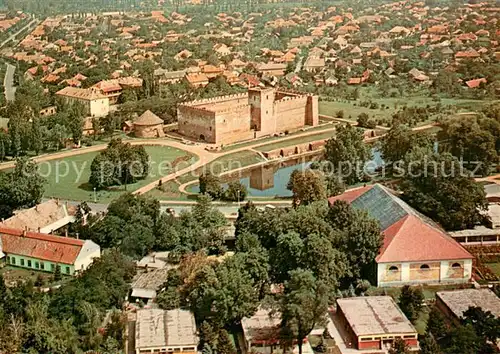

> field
[319,95,489,126]
[38,145,196,203]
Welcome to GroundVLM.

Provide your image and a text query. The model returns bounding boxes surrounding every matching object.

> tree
[30,118,43,155]
[426,307,447,339]
[53,264,62,281]
[287,169,327,207]
[398,286,424,323]
[217,329,236,354]
[400,152,489,230]
[199,172,223,200]
[325,175,346,197]
[324,124,371,185]
[357,113,376,129]
[223,181,247,202]
[443,324,482,354]
[419,334,442,354]
[462,306,500,345]
[380,125,433,165]
[438,116,499,176]
[89,138,149,190]
[0,157,46,219]
[388,338,410,354]
[280,269,329,354]
[328,200,382,281]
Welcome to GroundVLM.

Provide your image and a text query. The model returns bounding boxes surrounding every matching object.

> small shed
[133,110,165,138]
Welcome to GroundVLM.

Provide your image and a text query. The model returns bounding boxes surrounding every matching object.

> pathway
[4,63,16,102]
[0,17,39,49]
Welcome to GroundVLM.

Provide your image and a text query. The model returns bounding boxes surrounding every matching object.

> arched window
[420,264,430,270]
[389,266,399,272]
[452,263,462,269]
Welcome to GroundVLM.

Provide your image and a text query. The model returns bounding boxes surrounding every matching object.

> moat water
[188,147,383,198]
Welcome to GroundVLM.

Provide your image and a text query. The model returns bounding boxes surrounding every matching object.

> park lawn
[319,100,397,123]
[319,96,491,126]
[39,145,196,203]
[254,130,335,152]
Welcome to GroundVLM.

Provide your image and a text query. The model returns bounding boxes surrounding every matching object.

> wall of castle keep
[214,105,253,145]
[177,89,319,145]
[177,106,216,142]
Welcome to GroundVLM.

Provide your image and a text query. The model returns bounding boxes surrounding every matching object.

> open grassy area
[254,130,335,152]
[39,145,196,203]
[319,96,490,126]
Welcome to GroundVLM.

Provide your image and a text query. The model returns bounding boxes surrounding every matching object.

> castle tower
[248,87,275,133]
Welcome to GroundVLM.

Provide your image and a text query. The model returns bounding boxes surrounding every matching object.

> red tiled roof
[379,215,472,262]
[329,185,372,204]
[328,184,473,263]
[0,226,84,265]
[466,78,487,88]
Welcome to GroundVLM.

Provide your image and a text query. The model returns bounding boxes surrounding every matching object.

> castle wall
[214,105,254,145]
[177,106,216,143]
[272,95,310,133]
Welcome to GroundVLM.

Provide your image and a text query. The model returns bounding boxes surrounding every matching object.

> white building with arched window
[329,184,473,287]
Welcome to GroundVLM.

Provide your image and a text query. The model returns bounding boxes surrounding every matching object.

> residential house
[303,56,325,73]
[465,78,487,88]
[328,184,473,287]
[256,62,287,77]
[213,43,231,56]
[0,227,100,276]
[93,80,122,104]
[174,49,193,61]
[185,73,209,88]
[0,199,76,234]
[435,289,500,325]
[154,69,186,85]
[55,87,110,118]
[135,309,198,354]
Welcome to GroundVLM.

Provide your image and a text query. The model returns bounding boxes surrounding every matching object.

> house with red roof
[0,227,100,276]
[328,184,473,287]
[466,78,487,88]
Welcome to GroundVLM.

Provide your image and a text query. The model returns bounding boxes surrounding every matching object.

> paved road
[58,199,291,219]
[4,63,16,102]
[0,17,39,49]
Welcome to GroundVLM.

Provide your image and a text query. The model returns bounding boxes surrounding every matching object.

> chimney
[56,199,59,206]
[38,227,41,233]
[65,229,68,237]
[76,232,79,240]
[23,226,27,237]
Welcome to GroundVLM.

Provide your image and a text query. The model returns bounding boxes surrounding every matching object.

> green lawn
[38,145,196,203]
[254,130,335,152]
[319,96,489,126]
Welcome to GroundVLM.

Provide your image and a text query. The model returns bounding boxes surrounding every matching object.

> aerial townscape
[0,0,499,353]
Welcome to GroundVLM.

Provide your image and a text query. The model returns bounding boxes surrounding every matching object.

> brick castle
[177,88,319,145]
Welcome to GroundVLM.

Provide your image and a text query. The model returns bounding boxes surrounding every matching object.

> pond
[188,148,383,198]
